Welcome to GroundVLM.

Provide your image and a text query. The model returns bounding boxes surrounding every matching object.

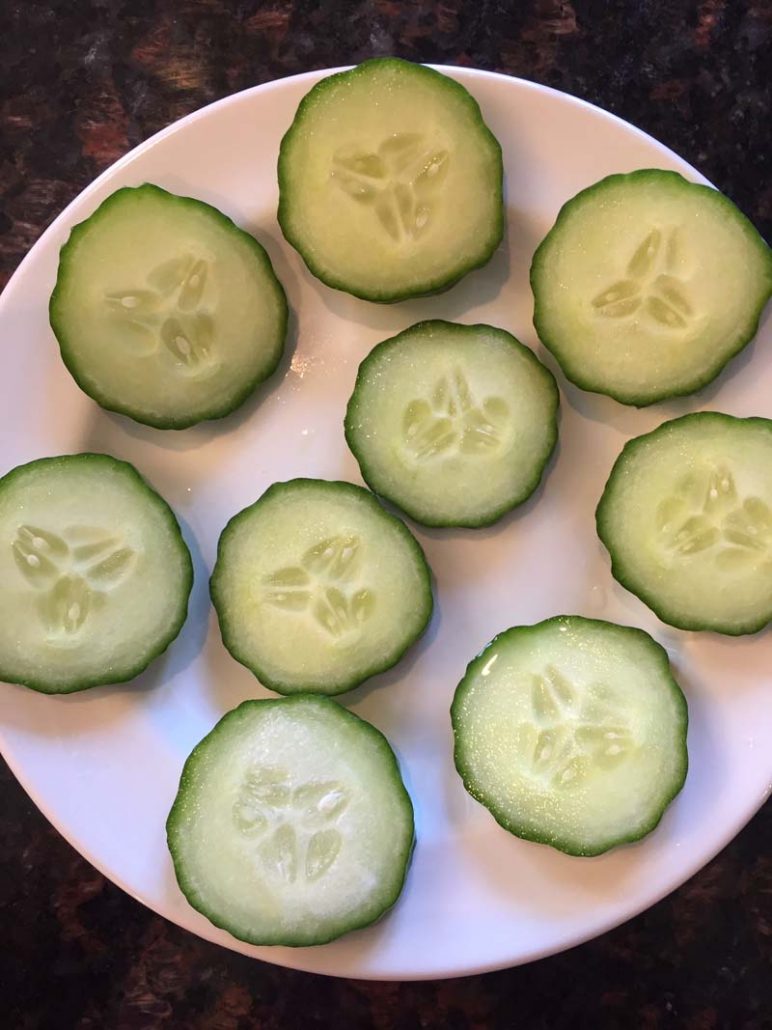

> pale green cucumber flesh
[345,320,559,527]
[278,58,504,302]
[597,412,772,634]
[167,695,414,946]
[0,454,193,693]
[451,616,688,857]
[210,479,433,695]
[531,169,772,405]
[50,184,288,429]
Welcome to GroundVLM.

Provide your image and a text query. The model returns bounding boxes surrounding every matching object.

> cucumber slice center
[231,763,350,885]
[402,366,512,462]
[515,663,635,791]
[331,132,450,244]
[654,465,772,569]
[105,253,220,378]
[12,522,137,646]
[262,532,375,644]
[590,225,695,332]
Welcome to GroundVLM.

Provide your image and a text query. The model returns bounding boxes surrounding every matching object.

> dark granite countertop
[1,2,770,1027]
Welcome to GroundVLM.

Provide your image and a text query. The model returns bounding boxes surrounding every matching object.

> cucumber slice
[345,320,559,527]
[50,184,288,429]
[451,616,688,857]
[0,454,193,693]
[597,412,772,634]
[530,170,772,405]
[167,695,414,946]
[278,58,504,302]
[210,479,433,695]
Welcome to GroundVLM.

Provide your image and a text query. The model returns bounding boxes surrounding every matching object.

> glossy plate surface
[0,67,770,979]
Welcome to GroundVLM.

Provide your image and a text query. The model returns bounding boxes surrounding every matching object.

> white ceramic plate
[1,67,770,981]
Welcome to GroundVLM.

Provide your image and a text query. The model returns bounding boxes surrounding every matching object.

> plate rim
[0,63,715,312]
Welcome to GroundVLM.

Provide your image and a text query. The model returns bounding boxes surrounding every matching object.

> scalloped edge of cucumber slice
[596,411,772,635]
[344,319,560,528]
[209,478,434,696]
[166,695,415,947]
[49,183,289,430]
[530,169,772,407]
[451,615,689,857]
[277,58,504,303]
[0,452,194,694]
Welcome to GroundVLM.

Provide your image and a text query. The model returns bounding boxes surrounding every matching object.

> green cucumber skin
[344,320,560,528]
[0,452,194,695]
[277,58,505,304]
[451,615,689,858]
[49,183,289,430]
[597,411,772,635]
[210,479,434,696]
[530,169,772,407]
[166,694,415,947]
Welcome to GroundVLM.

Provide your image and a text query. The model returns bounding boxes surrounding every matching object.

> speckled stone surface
[1,1,770,1026]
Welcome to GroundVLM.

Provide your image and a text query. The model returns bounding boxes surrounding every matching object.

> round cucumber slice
[278,58,504,302]
[0,454,193,693]
[50,184,288,429]
[530,169,772,405]
[451,616,688,857]
[345,320,559,527]
[167,695,414,947]
[210,479,433,695]
[597,412,772,634]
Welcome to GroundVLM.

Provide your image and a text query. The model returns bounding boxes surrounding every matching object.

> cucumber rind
[530,169,772,407]
[49,183,289,430]
[210,479,434,695]
[277,58,504,303]
[344,320,560,528]
[451,615,689,857]
[166,694,415,947]
[0,452,194,694]
[596,411,772,635]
